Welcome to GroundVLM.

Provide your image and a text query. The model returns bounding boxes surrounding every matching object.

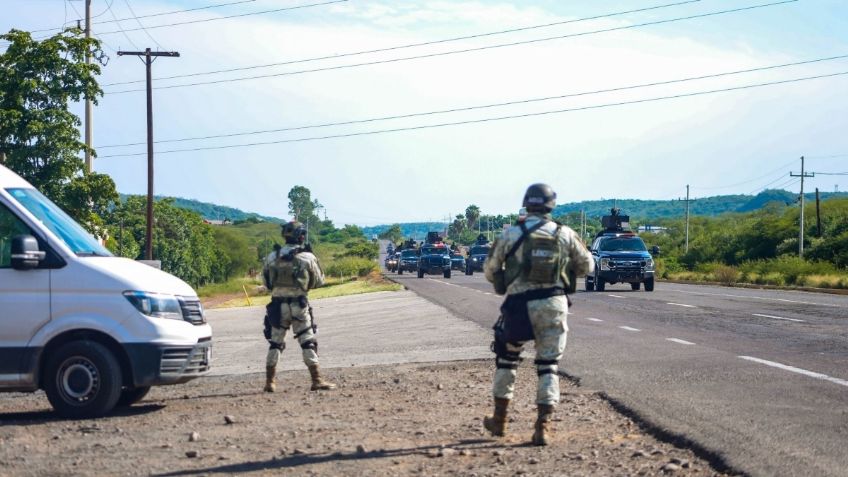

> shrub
[712,265,739,285]
[324,257,378,278]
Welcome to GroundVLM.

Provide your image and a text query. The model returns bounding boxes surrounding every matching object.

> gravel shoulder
[0,360,729,477]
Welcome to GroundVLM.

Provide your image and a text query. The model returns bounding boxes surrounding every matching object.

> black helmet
[522,183,557,212]
[281,221,307,243]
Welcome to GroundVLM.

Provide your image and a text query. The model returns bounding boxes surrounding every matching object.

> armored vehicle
[396,249,419,274]
[417,243,451,278]
[464,235,491,275]
[585,208,658,292]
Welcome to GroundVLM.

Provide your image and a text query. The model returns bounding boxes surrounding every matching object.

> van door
[0,202,50,387]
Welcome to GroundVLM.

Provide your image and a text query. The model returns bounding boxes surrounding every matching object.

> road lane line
[608,294,625,298]
[667,302,696,308]
[667,338,695,345]
[484,292,493,295]
[586,318,603,322]
[738,356,848,388]
[619,326,640,332]
[665,288,843,308]
[752,313,805,323]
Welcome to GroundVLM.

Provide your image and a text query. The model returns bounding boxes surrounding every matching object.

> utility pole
[581,209,586,239]
[84,0,93,172]
[815,188,822,238]
[790,156,815,258]
[117,48,180,261]
[678,185,693,253]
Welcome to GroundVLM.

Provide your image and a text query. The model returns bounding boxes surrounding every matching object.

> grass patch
[197,276,263,298]
[211,273,402,308]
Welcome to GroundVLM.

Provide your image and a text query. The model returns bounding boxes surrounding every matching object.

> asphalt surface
[381,243,848,476]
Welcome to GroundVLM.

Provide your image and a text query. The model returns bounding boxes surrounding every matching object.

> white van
[0,164,211,417]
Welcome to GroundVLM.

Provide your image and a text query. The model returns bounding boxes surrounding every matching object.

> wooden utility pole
[815,188,822,238]
[84,0,93,172]
[117,48,180,260]
[790,156,815,258]
[678,185,694,253]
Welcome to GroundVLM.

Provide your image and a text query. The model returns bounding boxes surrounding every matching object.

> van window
[0,203,33,268]
[5,188,112,257]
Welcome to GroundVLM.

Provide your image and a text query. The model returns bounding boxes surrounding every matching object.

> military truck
[464,234,491,275]
[585,208,659,292]
[396,249,419,275]
[417,242,452,278]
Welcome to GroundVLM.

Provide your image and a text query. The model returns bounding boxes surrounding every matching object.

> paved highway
[381,245,848,476]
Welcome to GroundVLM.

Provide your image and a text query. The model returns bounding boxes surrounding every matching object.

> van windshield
[6,188,113,257]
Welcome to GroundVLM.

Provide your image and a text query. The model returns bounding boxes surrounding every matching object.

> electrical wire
[749,175,798,195]
[97,69,848,159]
[103,0,800,93]
[95,0,347,36]
[26,0,258,34]
[92,0,117,20]
[122,0,166,50]
[96,53,848,149]
[692,158,799,190]
[101,0,702,87]
[814,172,848,175]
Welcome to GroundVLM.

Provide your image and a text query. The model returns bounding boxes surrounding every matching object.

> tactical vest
[503,221,565,287]
[272,249,309,291]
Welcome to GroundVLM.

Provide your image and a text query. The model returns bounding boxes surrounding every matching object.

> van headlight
[600,258,611,271]
[123,291,183,320]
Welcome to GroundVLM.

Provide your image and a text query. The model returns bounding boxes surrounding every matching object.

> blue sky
[2,0,847,225]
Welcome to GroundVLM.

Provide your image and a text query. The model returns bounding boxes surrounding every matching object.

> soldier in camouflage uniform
[483,183,594,445]
[264,221,336,393]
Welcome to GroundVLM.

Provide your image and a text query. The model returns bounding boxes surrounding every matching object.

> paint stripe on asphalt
[586,318,603,322]
[608,294,625,298]
[619,326,640,332]
[666,288,843,308]
[739,356,848,388]
[752,313,805,323]
[667,338,695,345]
[667,302,696,308]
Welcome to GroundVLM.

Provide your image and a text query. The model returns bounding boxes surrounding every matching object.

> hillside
[119,194,283,223]
[361,222,447,240]
[552,190,847,219]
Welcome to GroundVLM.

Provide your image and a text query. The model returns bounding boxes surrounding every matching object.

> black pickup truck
[417,243,452,278]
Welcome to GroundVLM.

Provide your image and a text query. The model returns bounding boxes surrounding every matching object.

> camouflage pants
[266,301,319,368]
[492,295,568,406]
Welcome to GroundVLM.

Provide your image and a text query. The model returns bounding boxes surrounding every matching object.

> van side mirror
[651,245,661,256]
[11,235,46,270]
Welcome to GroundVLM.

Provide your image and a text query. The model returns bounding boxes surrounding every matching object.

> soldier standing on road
[263,221,336,393]
[483,183,594,445]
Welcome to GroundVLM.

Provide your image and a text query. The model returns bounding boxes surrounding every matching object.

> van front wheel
[44,341,123,418]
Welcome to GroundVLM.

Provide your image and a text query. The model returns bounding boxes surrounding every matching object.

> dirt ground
[0,360,730,476]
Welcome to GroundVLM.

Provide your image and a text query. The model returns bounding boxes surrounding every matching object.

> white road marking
[586,318,603,322]
[666,338,695,345]
[752,313,805,323]
[619,326,641,332]
[665,288,843,308]
[484,292,493,295]
[608,294,625,298]
[738,356,848,388]
[667,302,696,308]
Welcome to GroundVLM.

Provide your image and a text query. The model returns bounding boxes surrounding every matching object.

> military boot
[308,364,336,391]
[483,397,510,437]
[531,404,555,446]
[264,366,277,393]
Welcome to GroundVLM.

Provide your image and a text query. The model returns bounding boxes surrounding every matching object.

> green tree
[287,185,321,220]
[378,224,403,243]
[211,227,254,281]
[465,204,481,230]
[0,29,117,230]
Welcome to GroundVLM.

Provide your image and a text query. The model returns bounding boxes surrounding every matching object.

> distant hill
[118,194,283,223]
[361,222,447,240]
[552,190,847,219]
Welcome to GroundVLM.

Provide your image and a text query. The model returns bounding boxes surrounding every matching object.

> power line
[692,158,799,190]
[26,0,258,34]
[122,0,166,51]
[98,69,848,158]
[91,0,117,20]
[96,53,848,149]
[102,0,800,93]
[101,0,702,87]
[814,172,848,176]
[95,0,347,36]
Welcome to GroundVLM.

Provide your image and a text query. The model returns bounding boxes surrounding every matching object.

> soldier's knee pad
[269,342,285,351]
[492,338,522,370]
[535,358,558,376]
[300,339,317,351]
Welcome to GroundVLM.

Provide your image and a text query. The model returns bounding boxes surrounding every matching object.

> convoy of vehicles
[585,209,658,292]
[0,165,211,418]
